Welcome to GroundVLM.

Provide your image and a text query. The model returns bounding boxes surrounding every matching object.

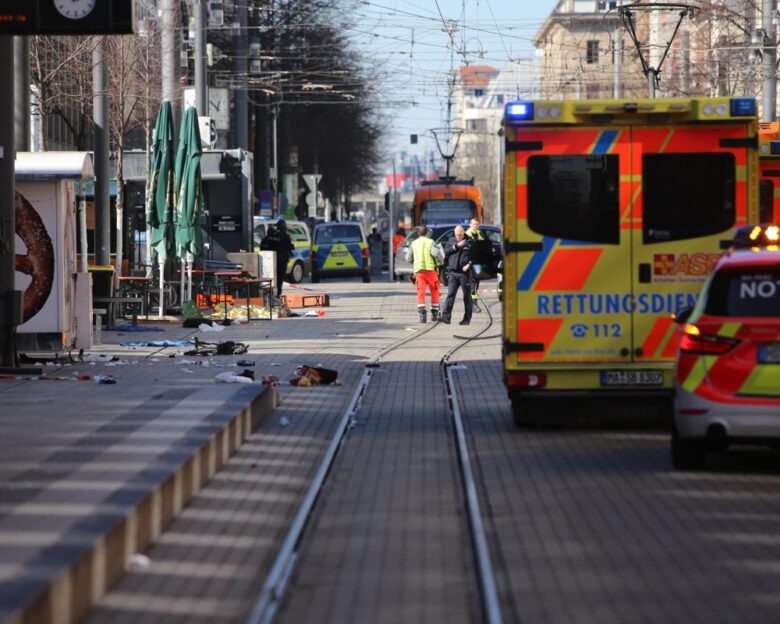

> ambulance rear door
[629,120,754,366]
[508,125,632,367]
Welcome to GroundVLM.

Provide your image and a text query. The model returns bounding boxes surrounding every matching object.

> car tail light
[362,246,369,259]
[505,372,546,387]
[680,408,709,415]
[311,249,317,261]
[680,324,739,354]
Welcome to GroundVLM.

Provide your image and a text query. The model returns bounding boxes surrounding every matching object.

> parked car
[671,224,780,469]
[253,218,312,283]
[393,223,502,284]
[311,221,371,283]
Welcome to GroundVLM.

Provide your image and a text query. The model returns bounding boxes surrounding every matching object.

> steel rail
[442,290,504,624]
[245,289,501,624]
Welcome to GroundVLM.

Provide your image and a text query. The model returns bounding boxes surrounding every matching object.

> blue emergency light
[730,98,756,117]
[506,101,534,122]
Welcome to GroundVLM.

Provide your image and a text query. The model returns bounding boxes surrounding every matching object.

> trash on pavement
[215,372,253,384]
[85,354,118,363]
[128,553,151,569]
[237,360,255,367]
[280,416,290,426]
[261,375,280,387]
[289,365,338,386]
[199,322,225,332]
[93,375,116,384]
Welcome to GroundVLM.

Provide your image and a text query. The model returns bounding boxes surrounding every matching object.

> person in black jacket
[439,225,473,325]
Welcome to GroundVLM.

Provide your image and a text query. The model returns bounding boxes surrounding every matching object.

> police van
[502,96,760,425]
[253,217,312,283]
[311,221,370,283]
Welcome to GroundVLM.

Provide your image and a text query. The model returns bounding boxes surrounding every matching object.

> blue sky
[349,0,560,158]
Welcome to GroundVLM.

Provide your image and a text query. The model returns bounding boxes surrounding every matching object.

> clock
[53,0,97,20]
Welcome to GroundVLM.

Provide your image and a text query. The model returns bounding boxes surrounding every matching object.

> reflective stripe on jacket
[410,236,439,272]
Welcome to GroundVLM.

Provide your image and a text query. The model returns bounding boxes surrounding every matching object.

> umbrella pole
[180,258,186,305]
[159,263,165,319]
[187,252,193,302]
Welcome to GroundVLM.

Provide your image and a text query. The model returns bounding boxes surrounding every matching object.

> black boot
[431,308,440,322]
[418,308,427,323]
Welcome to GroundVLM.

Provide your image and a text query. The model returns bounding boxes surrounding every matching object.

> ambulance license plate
[758,345,780,363]
[601,370,663,386]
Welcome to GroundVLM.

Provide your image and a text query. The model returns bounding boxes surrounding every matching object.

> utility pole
[195,0,208,115]
[14,37,30,152]
[161,0,181,129]
[93,36,110,267]
[235,2,249,150]
[0,38,19,369]
[614,0,622,98]
[762,0,777,122]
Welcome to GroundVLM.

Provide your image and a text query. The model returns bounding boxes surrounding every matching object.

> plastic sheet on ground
[208,304,277,321]
[215,372,253,384]
[119,340,195,347]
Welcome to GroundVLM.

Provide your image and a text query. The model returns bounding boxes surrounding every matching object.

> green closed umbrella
[146,101,176,317]
[174,107,205,302]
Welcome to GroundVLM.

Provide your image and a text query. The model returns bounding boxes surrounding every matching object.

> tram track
[245,291,503,624]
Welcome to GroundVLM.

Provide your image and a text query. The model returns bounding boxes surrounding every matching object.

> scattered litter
[176,359,197,365]
[215,372,253,384]
[290,365,338,386]
[261,375,280,387]
[120,340,194,347]
[85,354,118,363]
[106,325,163,332]
[128,553,151,569]
[199,323,225,332]
[93,375,116,384]
[304,310,320,317]
[236,360,255,367]
[150,358,160,362]
[270,362,281,366]
[238,369,255,380]
[280,416,290,426]
[181,368,194,374]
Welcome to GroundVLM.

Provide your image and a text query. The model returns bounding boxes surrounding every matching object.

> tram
[413,177,483,225]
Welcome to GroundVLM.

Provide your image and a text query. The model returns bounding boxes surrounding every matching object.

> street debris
[290,365,338,386]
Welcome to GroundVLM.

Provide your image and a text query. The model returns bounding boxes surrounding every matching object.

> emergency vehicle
[413,178,483,225]
[502,96,760,425]
[757,121,780,222]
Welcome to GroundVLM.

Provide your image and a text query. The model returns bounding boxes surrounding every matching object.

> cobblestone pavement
[12,276,780,624]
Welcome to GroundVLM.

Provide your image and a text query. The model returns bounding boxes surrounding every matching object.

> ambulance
[502,96,760,425]
[757,121,780,222]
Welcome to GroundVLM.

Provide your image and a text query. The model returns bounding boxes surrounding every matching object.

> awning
[15,151,94,180]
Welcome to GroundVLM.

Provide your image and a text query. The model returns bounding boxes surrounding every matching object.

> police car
[311,221,370,283]
[671,225,780,469]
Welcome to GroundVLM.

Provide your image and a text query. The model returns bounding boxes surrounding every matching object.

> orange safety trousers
[415,270,440,305]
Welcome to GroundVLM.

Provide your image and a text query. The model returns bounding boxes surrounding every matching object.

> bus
[413,177,483,225]
[502,96,760,426]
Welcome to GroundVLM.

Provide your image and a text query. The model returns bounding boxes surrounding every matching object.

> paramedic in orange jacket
[406,225,444,323]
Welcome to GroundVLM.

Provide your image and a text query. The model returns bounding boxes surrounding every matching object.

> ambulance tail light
[506,101,534,122]
[505,372,546,388]
[680,324,739,355]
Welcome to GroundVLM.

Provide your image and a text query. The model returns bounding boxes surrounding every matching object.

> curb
[7,384,280,624]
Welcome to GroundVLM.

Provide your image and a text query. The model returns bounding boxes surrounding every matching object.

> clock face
[53,0,97,20]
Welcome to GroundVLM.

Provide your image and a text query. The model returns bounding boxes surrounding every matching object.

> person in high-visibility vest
[406,225,444,323]
[464,217,485,312]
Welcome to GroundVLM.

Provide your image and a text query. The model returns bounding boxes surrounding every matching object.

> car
[311,221,371,283]
[393,223,502,283]
[671,225,780,469]
[253,218,312,283]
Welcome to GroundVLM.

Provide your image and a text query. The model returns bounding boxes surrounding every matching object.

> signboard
[259,190,273,217]
[0,0,135,35]
[211,215,241,232]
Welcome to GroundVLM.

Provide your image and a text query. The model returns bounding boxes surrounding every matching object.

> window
[527,155,620,244]
[642,153,735,243]
[586,83,600,99]
[315,224,363,244]
[587,40,599,64]
[288,224,309,242]
[706,268,780,317]
[474,89,484,97]
[760,179,774,222]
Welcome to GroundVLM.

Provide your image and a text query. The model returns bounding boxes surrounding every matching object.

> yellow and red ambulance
[502,96,760,425]
[757,121,780,222]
